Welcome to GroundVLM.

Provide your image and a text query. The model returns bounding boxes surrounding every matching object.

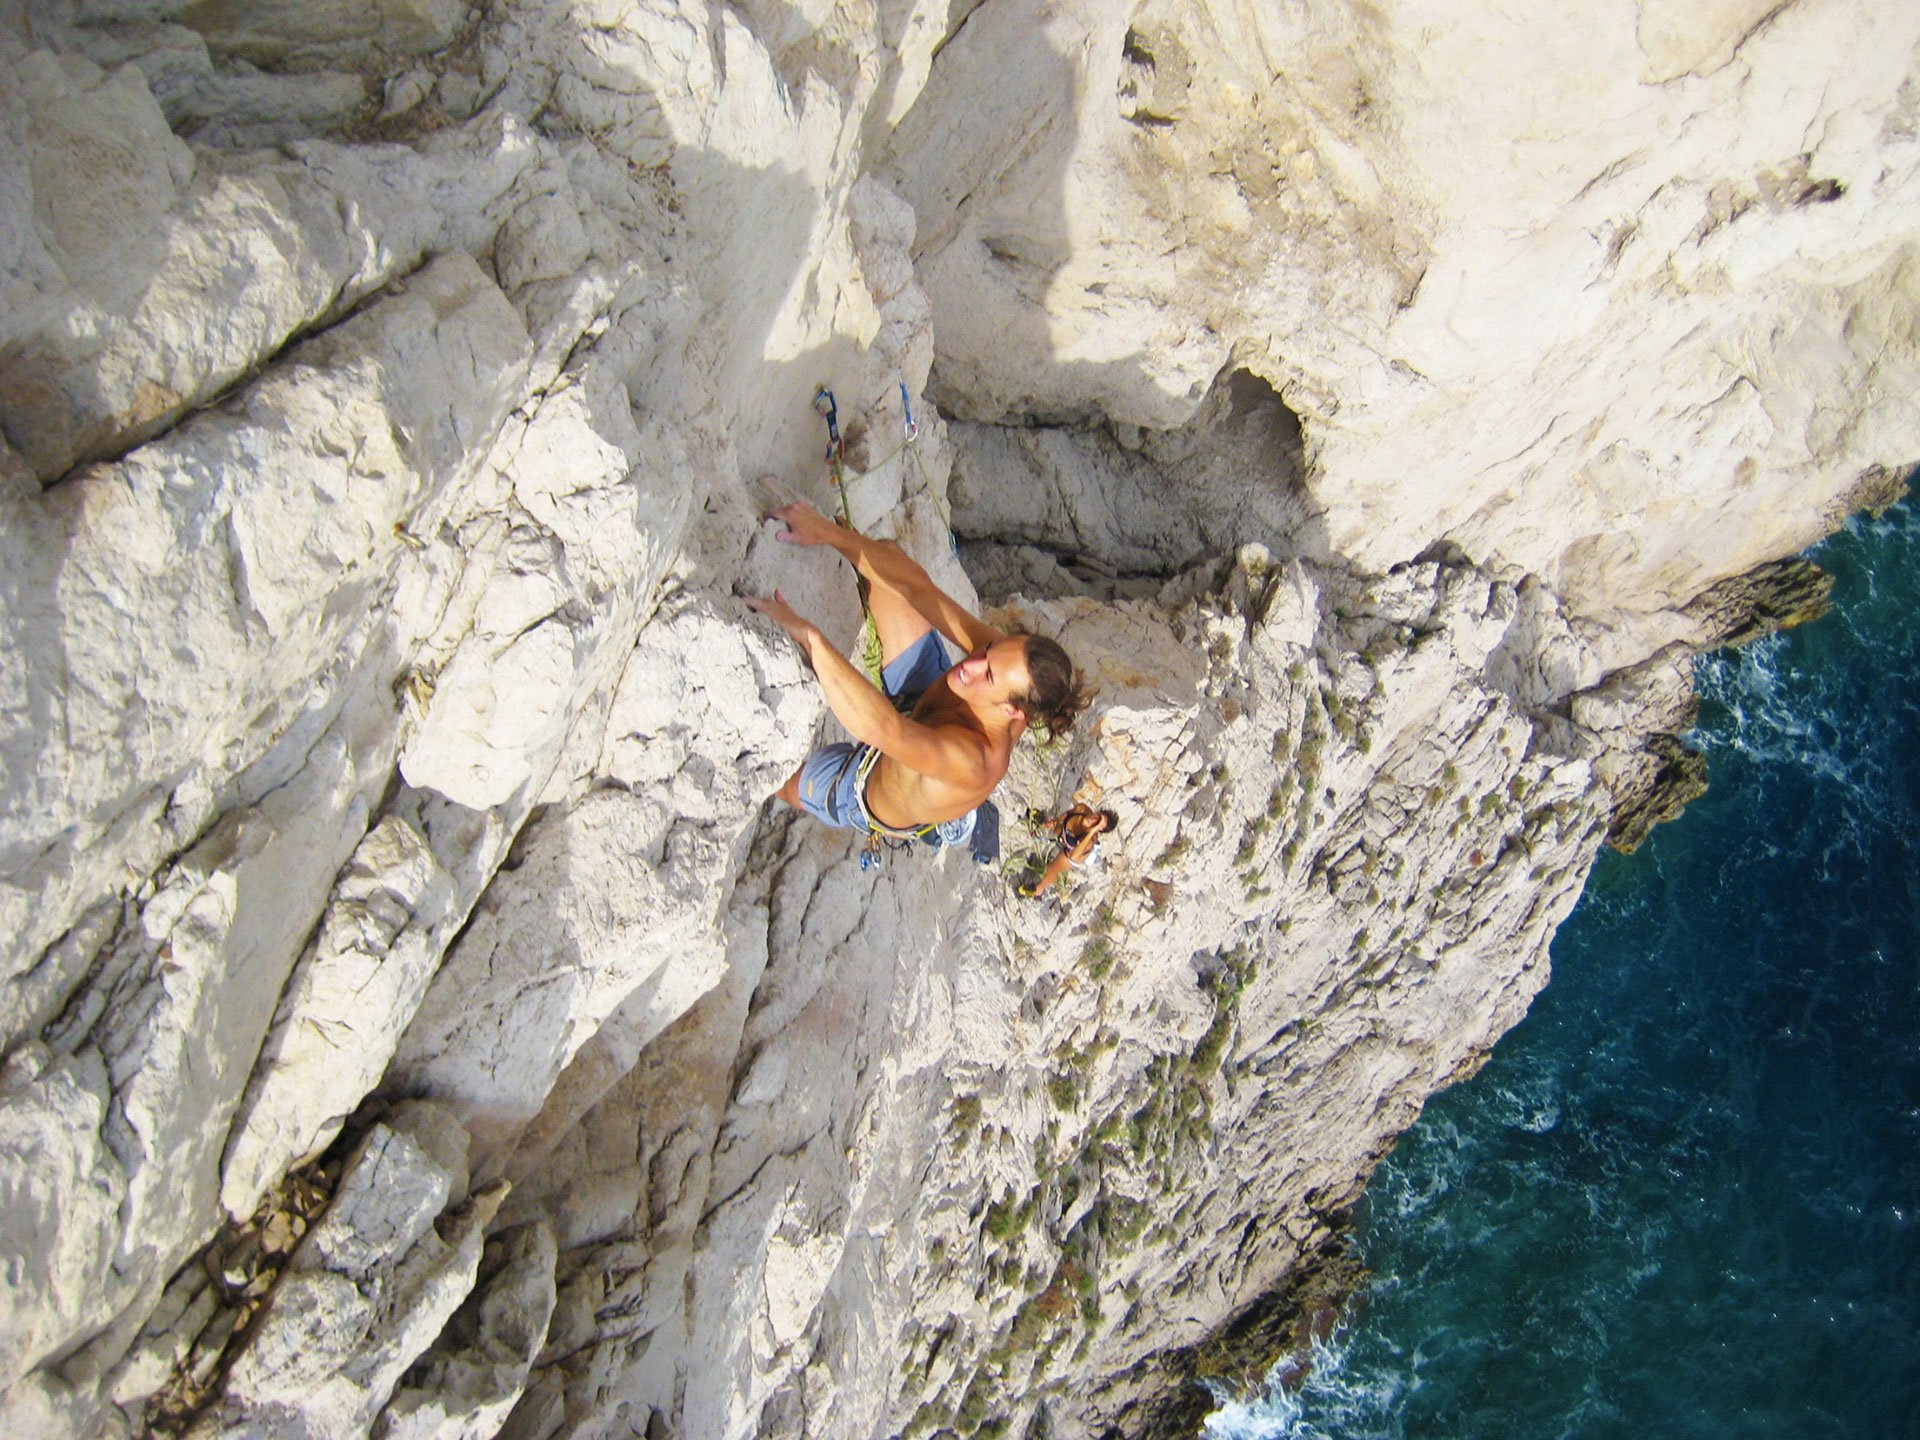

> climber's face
[948,636,1033,713]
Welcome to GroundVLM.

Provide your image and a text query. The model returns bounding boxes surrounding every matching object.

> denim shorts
[791,631,954,832]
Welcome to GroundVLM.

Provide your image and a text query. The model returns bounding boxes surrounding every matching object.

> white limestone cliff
[0,1,1915,1437]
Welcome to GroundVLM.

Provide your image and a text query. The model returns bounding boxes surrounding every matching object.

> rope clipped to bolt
[813,387,883,684]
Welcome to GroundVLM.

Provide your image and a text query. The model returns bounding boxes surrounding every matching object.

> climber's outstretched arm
[744,590,996,789]
[767,501,1003,656]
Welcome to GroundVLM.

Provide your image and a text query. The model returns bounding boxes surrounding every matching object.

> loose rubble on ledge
[2,2,1917,1437]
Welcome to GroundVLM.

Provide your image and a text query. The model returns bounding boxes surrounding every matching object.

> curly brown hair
[1013,632,1092,740]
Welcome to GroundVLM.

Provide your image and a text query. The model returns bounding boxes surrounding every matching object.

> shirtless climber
[746,499,1088,840]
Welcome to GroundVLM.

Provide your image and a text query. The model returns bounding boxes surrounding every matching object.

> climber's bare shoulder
[864,684,1019,829]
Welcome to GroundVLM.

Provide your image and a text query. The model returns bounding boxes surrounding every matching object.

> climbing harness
[849,746,999,871]
[856,809,999,870]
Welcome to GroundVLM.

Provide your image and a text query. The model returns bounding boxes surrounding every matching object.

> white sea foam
[1201,1332,1409,1440]
[1695,634,1870,798]
[1488,1075,1561,1133]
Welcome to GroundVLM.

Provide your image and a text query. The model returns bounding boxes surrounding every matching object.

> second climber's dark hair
[1012,632,1092,740]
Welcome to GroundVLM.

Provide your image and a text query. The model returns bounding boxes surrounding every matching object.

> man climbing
[746,499,1088,842]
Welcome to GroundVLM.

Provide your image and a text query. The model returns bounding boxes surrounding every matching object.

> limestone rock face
[220,814,459,1221]
[187,1106,502,1440]
[884,0,1920,627]
[497,550,1617,1436]
[386,592,818,1169]
[0,2,1914,1439]
[0,47,530,485]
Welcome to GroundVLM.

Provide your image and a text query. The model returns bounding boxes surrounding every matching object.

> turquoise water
[1209,498,1920,1439]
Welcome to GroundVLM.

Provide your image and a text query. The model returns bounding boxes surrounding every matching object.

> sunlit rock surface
[1,1,1915,1436]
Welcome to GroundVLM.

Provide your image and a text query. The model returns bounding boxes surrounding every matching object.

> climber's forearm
[839,531,1006,656]
[803,625,908,748]
[767,500,1003,654]
[823,526,925,597]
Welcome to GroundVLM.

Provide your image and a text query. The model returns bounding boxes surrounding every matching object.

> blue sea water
[1208,498,1920,1440]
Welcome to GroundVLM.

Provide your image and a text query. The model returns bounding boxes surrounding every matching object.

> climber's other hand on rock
[769,500,842,547]
[744,590,818,650]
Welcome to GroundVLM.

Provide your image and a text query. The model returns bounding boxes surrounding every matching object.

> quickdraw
[814,386,883,682]
[901,382,959,558]
[813,386,855,531]
[818,383,958,558]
